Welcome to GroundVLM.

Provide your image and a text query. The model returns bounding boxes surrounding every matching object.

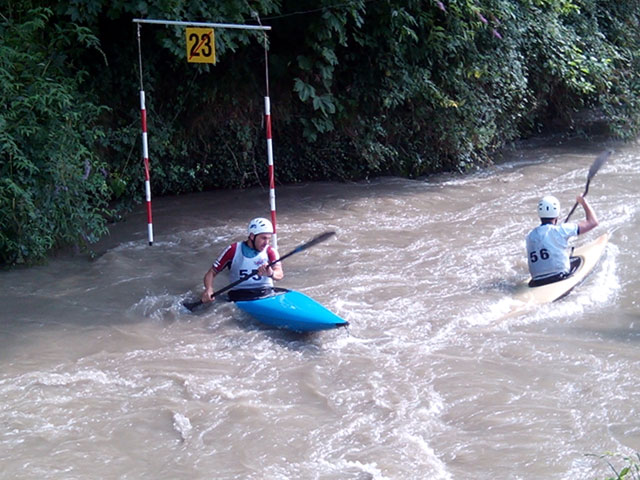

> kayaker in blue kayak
[200,217,284,303]
[526,194,598,286]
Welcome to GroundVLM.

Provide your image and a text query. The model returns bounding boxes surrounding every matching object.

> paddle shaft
[563,180,592,223]
[183,231,335,311]
[564,150,611,223]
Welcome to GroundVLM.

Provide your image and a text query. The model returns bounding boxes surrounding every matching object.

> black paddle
[564,149,612,223]
[182,230,336,311]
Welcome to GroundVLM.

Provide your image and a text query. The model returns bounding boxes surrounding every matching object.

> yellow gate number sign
[186,28,216,64]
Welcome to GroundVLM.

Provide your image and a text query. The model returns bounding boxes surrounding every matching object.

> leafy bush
[0,8,111,265]
[24,0,640,189]
[274,0,639,176]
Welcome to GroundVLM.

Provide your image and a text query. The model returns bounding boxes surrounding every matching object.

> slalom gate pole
[136,24,154,245]
[264,96,277,250]
[261,27,278,250]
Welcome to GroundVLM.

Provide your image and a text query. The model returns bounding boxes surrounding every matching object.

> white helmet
[248,217,274,235]
[538,195,560,219]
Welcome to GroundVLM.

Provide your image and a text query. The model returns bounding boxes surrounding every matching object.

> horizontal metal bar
[133,18,271,31]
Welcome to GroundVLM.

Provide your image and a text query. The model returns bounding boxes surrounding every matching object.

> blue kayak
[235,290,348,332]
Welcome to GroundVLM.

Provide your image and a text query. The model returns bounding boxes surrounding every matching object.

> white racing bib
[229,242,274,289]
[526,223,578,280]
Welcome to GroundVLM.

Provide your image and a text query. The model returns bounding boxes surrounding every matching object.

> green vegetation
[589,452,640,480]
[1,0,640,265]
[1,8,111,265]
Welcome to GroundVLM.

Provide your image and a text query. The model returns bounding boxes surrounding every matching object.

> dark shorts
[529,256,582,288]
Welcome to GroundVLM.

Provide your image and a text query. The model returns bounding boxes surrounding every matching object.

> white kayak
[513,232,609,306]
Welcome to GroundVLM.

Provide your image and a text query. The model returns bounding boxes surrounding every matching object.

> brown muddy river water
[1,137,639,479]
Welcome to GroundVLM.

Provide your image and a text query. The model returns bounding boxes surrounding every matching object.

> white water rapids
[1,136,639,479]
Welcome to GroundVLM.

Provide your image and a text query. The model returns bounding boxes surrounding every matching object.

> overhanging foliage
[1,0,639,265]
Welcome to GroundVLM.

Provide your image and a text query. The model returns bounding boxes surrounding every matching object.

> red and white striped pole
[139,90,154,245]
[264,95,277,250]
[137,25,153,246]
[260,24,277,250]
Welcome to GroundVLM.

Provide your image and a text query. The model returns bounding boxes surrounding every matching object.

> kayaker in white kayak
[526,194,598,287]
[200,217,284,303]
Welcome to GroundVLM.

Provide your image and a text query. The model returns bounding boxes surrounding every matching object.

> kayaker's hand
[257,264,274,278]
[201,289,214,303]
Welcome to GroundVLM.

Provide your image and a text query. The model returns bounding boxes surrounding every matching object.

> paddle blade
[564,149,612,223]
[183,300,203,311]
[587,149,612,181]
